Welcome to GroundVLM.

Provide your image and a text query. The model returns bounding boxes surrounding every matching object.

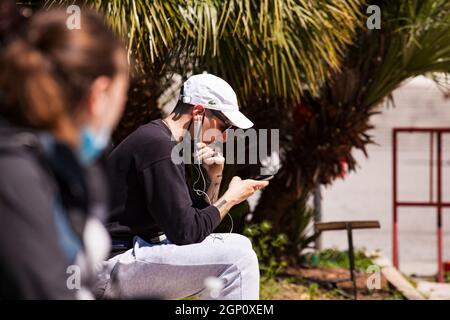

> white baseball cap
[179,73,254,129]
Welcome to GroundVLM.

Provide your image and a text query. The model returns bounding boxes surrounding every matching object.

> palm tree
[47,0,363,141]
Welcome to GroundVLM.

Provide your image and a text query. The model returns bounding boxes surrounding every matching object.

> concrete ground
[321,76,450,277]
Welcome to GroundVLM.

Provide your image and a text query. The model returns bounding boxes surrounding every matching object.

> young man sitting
[96,74,268,299]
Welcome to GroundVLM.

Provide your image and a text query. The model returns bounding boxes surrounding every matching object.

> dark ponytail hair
[0,0,26,46]
[0,8,126,138]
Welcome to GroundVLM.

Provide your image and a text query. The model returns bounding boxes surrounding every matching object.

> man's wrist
[209,172,223,181]
[213,196,236,218]
[214,199,228,210]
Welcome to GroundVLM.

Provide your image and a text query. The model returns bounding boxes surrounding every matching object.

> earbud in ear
[192,104,205,119]
[194,104,205,112]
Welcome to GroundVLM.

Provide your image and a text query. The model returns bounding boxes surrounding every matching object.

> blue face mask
[78,126,111,165]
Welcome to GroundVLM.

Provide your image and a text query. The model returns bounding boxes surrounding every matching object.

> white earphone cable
[193,160,233,242]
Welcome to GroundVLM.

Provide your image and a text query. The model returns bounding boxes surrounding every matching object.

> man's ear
[87,76,112,117]
[191,104,205,118]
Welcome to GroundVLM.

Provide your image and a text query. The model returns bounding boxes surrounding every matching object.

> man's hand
[224,176,268,205]
[195,142,224,180]
[213,176,269,219]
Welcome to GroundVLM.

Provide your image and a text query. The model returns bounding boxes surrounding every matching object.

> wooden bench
[314,220,380,299]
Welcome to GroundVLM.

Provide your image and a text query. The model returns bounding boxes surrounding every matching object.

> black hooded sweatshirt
[106,119,221,246]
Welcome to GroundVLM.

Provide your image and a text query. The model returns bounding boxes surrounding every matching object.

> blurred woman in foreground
[0,8,128,299]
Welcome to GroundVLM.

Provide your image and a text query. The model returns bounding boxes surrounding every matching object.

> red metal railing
[393,128,450,282]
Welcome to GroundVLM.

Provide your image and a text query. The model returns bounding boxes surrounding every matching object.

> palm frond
[48,0,363,105]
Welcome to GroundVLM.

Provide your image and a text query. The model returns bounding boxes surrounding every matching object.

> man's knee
[225,233,254,250]
[212,235,257,266]
[241,246,258,266]
[231,243,259,269]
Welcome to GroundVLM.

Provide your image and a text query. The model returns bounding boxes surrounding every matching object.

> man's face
[199,110,232,144]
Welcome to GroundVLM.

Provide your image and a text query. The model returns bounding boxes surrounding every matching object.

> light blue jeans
[94,233,260,300]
